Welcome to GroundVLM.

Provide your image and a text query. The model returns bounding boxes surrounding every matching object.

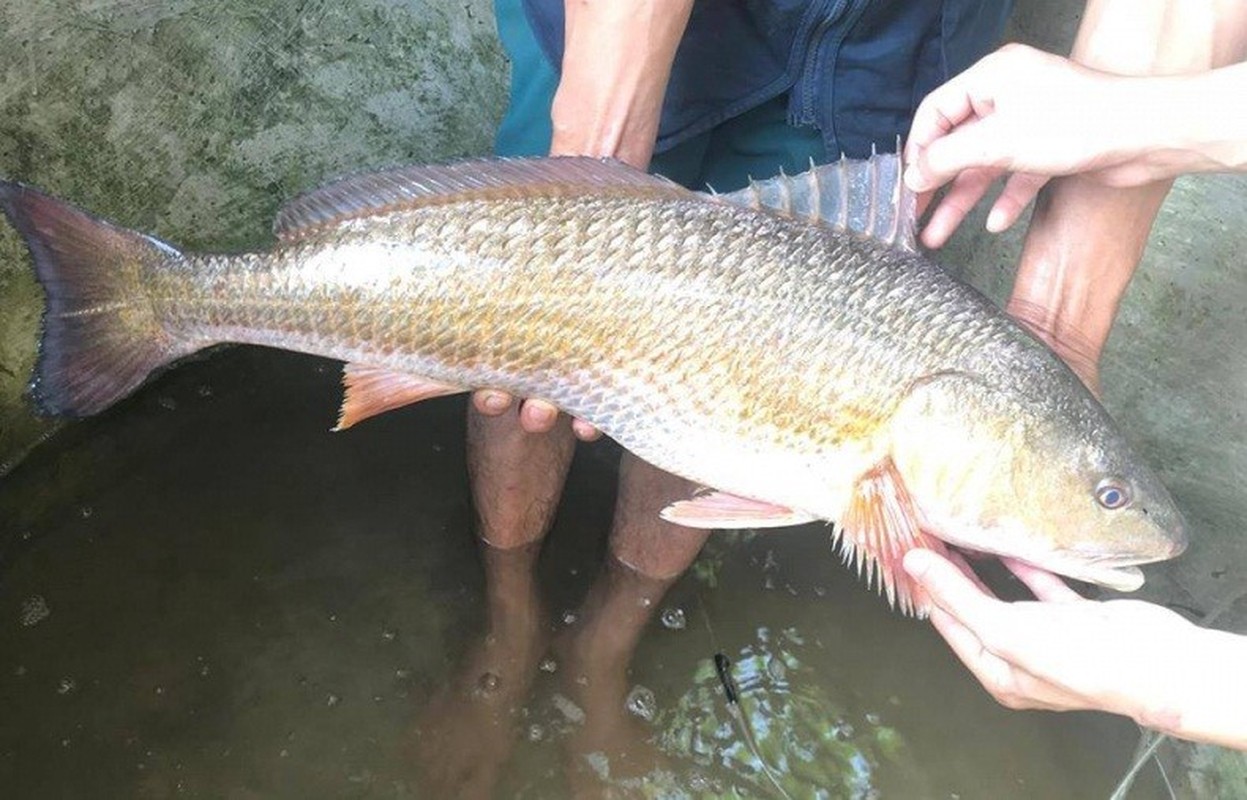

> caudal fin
[0,181,186,417]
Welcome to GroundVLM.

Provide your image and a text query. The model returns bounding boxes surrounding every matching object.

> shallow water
[0,348,1169,798]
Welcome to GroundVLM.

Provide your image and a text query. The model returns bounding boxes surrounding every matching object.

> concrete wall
[0,0,507,470]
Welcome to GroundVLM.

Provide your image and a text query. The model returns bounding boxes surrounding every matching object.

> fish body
[0,156,1187,613]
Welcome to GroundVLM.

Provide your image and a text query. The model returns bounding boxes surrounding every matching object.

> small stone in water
[475,672,500,695]
[526,724,545,742]
[551,693,585,725]
[196,384,213,398]
[157,395,177,410]
[394,668,411,680]
[325,693,341,708]
[19,595,50,627]
[865,712,881,725]
[561,610,578,626]
[381,628,396,642]
[79,506,93,520]
[538,657,557,674]
[660,607,686,630]
[57,677,76,695]
[625,685,657,722]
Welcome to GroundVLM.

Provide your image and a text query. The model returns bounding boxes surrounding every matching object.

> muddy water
[0,348,1167,798]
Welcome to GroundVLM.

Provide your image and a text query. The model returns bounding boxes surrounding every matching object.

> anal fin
[334,363,465,431]
[838,458,948,617]
[661,491,816,529]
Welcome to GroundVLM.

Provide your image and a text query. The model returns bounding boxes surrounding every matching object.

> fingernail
[985,208,1006,232]
[483,392,509,412]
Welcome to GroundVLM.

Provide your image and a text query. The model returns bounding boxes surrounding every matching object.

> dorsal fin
[715,144,918,253]
[274,156,689,241]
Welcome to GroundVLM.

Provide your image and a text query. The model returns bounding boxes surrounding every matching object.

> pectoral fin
[661,491,817,529]
[334,363,465,430]
[839,458,948,617]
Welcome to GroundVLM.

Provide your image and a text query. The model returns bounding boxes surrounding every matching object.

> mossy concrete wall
[0,0,507,471]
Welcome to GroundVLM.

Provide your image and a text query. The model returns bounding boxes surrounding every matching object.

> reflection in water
[0,350,1169,798]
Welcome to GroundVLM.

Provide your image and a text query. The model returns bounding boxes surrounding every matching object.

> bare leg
[609,452,710,580]
[412,542,547,798]
[467,404,576,548]
[558,454,711,791]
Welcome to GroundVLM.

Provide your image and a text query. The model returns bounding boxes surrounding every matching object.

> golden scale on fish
[0,152,1187,615]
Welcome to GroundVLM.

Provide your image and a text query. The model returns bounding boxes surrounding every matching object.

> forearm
[1151,63,1247,176]
[1011,0,1237,381]
[1140,625,1247,751]
[550,0,694,168]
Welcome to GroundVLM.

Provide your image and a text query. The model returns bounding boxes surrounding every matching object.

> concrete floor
[1,0,1244,793]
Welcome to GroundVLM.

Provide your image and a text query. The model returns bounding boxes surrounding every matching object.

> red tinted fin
[661,491,817,529]
[0,181,187,417]
[839,458,948,617]
[333,363,465,431]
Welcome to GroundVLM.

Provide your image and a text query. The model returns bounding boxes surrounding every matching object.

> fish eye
[1095,481,1131,510]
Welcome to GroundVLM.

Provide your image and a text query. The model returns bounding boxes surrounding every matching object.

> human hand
[471,390,602,441]
[901,548,1199,730]
[904,43,1161,249]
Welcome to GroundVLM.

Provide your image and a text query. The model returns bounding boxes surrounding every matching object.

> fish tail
[0,181,186,417]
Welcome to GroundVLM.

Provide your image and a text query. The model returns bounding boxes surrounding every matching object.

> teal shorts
[493,0,826,194]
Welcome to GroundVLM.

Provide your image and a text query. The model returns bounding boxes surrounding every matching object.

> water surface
[0,348,1169,798]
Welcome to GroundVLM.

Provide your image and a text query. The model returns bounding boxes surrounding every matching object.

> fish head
[887,371,1187,591]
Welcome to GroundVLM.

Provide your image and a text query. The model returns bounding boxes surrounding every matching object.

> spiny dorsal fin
[274,157,690,242]
[716,144,918,253]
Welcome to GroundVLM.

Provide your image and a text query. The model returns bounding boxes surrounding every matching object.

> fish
[0,154,1187,615]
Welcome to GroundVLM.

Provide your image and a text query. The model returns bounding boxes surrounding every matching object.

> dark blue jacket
[520,0,1014,157]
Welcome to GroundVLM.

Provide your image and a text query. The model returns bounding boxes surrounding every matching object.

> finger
[473,390,513,416]
[903,548,1004,633]
[919,166,999,248]
[914,114,1013,192]
[985,172,1048,232]
[518,399,560,433]
[1000,557,1082,602]
[927,606,1017,693]
[945,548,997,597]
[571,418,603,442]
[905,80,980,169]
[928,606,1071,712]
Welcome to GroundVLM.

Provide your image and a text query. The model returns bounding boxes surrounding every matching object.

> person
[899,38,1247,751]
[421,1,1015,794]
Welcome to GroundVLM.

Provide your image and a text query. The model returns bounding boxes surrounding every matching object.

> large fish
[0,155,1186,614]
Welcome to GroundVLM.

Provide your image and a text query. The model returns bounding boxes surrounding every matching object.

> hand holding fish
[903,549,1247,751]
[472,389,601,441]
[903,43,1247,248]
[468,0,694,443]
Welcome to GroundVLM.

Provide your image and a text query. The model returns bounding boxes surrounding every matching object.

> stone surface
[0,0,507,470]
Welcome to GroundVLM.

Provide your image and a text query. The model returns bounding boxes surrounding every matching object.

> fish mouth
[1016,552,1160,592]
[1049,560,1146,592]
